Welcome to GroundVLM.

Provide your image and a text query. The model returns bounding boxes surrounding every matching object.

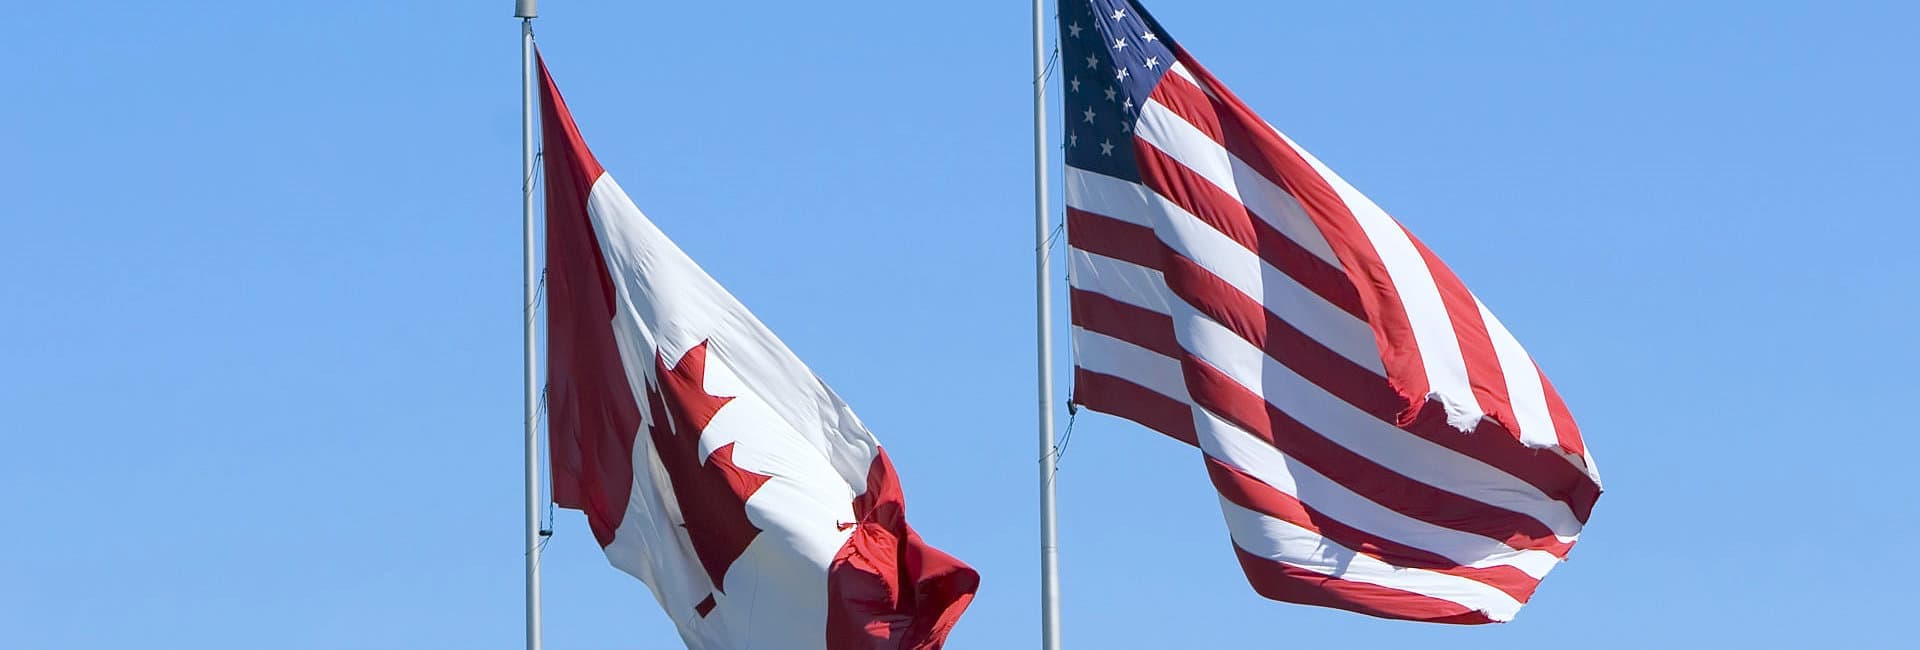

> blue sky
[5,1,1916,647]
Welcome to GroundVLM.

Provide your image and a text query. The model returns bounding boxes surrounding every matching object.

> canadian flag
[538,55,978,649]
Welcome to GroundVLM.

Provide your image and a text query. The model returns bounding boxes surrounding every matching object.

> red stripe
[1153,58,1435,424]
[538,55,640,548]
[1131,139,1365,319]
[1207,459,1543,602]
[1539,368,1589,460]
[1067,207,1161,270]
[1145,67,1227,143]
[1069,289,1181,358]
[1070,368,1197,447]
[1231,546,1496,625]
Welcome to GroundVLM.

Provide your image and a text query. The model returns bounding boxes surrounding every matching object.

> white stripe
[1071,327,1190,403]
[1218,500,1526,621]
[1266,129,1486,432]
[1068,249,1172,314]
[1475,298,1561,450]
[1179,312,1584,538]
[1067,169,1383,374]
[1134,97,1344,269]
[1167,61,1199,88]
[1194,407,1565,578]
[1065,166,1155,228]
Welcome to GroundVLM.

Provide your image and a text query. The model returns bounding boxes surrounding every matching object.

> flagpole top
[515,0,537,19]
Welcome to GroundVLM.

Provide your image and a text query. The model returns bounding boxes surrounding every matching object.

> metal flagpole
[1033,0,1062,649]
[516,2,543,650]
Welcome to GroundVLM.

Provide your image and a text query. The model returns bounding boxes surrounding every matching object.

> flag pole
[516,2,543,650]
[1033,0,1062,649]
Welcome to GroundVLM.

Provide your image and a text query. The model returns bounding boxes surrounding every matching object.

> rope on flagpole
[1051,410,1079,479]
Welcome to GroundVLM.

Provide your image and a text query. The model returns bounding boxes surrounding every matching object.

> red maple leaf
[646,340,772,610]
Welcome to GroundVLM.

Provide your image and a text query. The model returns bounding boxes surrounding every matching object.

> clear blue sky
[5,1,1916,647]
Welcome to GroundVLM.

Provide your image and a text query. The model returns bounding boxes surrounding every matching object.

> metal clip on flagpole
[516,2,542,650]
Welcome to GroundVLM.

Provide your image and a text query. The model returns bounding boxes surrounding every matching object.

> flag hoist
[516,4,977,650]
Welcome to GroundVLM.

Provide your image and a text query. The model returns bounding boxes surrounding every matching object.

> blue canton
[1060,0,1178,183]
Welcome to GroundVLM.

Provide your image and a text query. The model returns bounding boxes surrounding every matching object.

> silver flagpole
[516,2,543,650]
[1033,0,1062,649]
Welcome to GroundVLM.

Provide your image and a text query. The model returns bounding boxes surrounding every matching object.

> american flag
[1061,0,1603,623]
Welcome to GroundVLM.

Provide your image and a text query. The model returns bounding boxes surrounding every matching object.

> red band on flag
[539,53,637,547]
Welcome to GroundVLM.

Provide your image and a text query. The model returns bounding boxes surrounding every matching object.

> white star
[1100,139,1115,156]
[1070,131,1079,147]
[1121,121,1132,133]
[1144,56,1160,69]
[1068,22,1083,38]
[1113,37,1128,51]
[1085,53,1099,69]
[1115,66,1130,81]
[1112,8,1127,20]
[1104,86,1117,101]
[1123,98,1134,113]
[1070,76,1081,92]
[1083,106,1096,124]
[1143,32,1158,42]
